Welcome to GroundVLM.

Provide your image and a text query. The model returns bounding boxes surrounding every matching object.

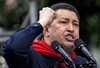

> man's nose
[67,23,74,32]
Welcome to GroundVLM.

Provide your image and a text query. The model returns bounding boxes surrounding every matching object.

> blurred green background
[0,0,100,68]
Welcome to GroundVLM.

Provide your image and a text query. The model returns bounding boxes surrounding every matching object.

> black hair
[50,3,80,20]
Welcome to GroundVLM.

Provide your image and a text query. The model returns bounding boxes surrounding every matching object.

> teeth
[64,34,74,41]
[65,35,74,41]
[67,36,72,39]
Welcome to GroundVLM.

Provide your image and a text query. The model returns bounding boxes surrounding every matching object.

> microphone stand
[62,57,76,68]
[84,52,97,68]
[86,59,97,68]
[62,56,97,68]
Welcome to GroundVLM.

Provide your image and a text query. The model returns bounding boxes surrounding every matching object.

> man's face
[44,9,79,52]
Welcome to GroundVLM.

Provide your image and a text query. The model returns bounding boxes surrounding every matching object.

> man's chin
[65,41,74,46]
[64,43,75,52]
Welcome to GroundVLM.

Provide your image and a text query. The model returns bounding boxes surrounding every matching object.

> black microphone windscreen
[74,39,85,48]
[51,41,62,52]
[51,41,59,50]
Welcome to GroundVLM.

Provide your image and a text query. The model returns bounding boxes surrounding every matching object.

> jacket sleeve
[1,22,43,68]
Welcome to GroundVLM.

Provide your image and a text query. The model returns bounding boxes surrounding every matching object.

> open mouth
[65,34,74,42]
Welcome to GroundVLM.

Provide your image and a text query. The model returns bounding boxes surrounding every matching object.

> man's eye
[60,21,67,24]
[73,23,79,27]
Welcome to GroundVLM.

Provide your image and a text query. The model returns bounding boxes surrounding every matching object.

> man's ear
[43,26,50,37]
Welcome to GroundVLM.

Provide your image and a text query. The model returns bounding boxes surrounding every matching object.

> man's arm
[2,23,43,51]
[2,7,55,68]
[2,22,43,68]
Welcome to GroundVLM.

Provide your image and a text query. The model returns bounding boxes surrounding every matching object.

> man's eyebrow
[61,18,69,20]
[61,18,79,22]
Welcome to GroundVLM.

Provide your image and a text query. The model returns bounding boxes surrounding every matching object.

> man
[2,3,97,68]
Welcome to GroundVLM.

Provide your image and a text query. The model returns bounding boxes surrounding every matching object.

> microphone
[74,39,96,63]
[51,40,72,61]
[51,41,76,68]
